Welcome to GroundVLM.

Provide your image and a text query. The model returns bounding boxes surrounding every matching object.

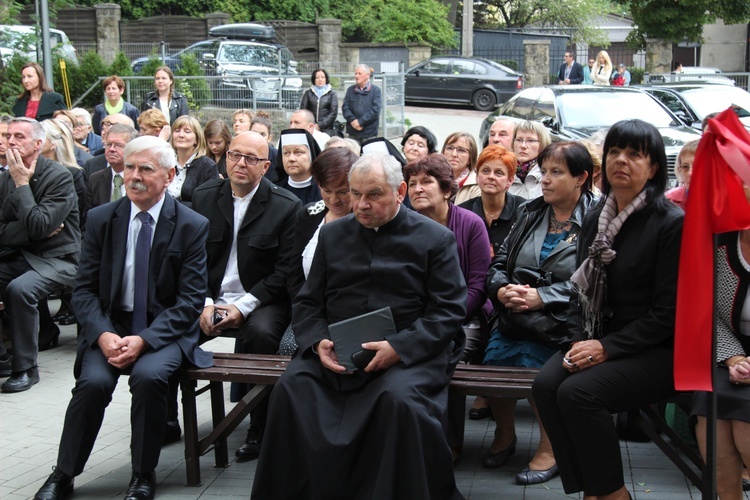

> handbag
[494,265,568,348]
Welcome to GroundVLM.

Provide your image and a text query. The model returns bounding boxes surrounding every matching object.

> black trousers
[532,346,674,495]
[56,341,183,476]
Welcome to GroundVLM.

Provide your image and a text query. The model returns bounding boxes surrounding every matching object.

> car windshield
[679,87,750,119]
[558,91,679,129]
[219,44,280,67]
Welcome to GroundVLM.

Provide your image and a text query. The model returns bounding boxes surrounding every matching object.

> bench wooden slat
[179,352,703,490]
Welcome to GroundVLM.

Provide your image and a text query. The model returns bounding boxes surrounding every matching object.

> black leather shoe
[0,355,11,378]
[34,467,74,500]
[743,477,750,491]
[515,464,559,484]
[482,435,517,469]
[124,470,156,500]
[235,426,263,462]
[1,366,40,393]
[162,420,181,446]
[468,406,492,420]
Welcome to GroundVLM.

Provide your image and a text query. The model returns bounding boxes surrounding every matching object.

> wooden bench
[179,353,704,489]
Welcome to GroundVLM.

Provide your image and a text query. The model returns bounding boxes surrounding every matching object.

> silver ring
[588,355,594,362]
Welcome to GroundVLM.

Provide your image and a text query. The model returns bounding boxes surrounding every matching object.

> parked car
[638,83,750,130]
[646,66,735,86]
[0,25,77,64]
[478,86,701,178]
[405,56,523,111]
[130,24,302,109]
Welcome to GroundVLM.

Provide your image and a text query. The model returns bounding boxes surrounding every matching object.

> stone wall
[523,40,550,87]
[317,18,341,70]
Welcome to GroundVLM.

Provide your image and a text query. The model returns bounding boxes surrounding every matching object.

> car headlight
[284,77,302,88]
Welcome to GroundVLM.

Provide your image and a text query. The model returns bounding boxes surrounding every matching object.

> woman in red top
[11,62,66,121]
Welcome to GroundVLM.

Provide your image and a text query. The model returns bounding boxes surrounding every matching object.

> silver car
[0,25,78,64]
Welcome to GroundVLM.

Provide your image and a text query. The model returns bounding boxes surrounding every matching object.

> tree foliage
[615,0,750,49]
[473,0,612,46]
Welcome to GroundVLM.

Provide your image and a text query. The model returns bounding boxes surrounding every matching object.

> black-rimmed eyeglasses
[226,150,267,166]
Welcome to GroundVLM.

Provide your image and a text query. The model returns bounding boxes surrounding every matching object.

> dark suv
[131,24,302,109]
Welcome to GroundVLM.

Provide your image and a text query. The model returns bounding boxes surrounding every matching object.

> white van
[0,25,78,65]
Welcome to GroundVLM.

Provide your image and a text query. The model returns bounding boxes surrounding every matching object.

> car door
[406,58,451,102]
[647,89,697,125]
[450,59,485,104]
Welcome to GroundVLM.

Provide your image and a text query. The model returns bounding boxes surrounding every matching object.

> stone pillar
[524,40,550,87]
[408,45,431,68]
[95,3,120,64]
[205,12,230,33]
[317,19,342,72]
[645,39,673,75]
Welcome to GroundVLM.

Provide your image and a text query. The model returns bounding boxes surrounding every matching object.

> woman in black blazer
[533,120,683,499]
[12,62,66,121]
[140,66,189,125]
[168,115,219,207]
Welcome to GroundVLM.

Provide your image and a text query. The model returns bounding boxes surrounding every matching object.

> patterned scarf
[516,159,537,183]
[570,190,648,337]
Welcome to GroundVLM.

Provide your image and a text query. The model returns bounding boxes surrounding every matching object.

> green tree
[616,0,750,49]
[474,0,611,46]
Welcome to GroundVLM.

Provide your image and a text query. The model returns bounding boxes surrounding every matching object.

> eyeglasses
[103,142,126,151]
[74,122,88,129]
[444,145,470,155]
[101,121,114,128]
[677,165,693,171]
[514,138,540,146]
[227,150,267,166]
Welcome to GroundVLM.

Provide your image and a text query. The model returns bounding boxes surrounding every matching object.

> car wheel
[472,89,497,112]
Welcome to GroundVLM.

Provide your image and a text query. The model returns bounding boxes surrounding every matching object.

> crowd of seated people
[4,63,750,500]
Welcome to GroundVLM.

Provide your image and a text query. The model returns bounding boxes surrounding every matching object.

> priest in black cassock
[252,152,468,499]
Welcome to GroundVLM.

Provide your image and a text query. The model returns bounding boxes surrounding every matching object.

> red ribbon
[675,109,750,390]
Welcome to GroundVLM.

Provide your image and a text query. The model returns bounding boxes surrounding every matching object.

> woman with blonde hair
[137,109,170,139]
[591,51,613,86]
[140,65,189,125]
[510,120,552,199]
[169,115,219,207]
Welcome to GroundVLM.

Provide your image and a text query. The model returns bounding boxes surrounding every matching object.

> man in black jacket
[0,117,80,392]
[341,64,382,143]
[557,51,584,85]
[192,130,301,461]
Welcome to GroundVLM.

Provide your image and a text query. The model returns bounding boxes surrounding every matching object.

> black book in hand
[328,307,397,372]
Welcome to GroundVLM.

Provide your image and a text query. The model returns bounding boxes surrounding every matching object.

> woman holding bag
[481,142,597,484]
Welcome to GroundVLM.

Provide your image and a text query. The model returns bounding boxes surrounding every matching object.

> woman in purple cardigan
[404,153,492,461]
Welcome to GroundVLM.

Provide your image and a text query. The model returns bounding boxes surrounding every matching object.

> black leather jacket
[140,90,189,124]
[300,86,338,133]
[487,191,600,317]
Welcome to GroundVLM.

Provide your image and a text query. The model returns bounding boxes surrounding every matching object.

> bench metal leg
[181,379,202,486]
[633,407,704,489]
[210,381,229,468]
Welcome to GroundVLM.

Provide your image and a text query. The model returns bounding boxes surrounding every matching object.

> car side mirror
[541,117,559,132]
[412,70,419,77]
[202,53,215,61]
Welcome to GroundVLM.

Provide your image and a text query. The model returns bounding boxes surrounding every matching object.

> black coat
[12,91,66,121]
[173,155,219,208]
[192,177,301,306]
[300,87,338,133]
[341,83,382,139]
[567,201,684,358]
[140,90,189,124]
[557,62,585,84]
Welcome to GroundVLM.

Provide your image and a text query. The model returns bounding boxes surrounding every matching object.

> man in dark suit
[252,152,467,499]
[191,130,301,461]
[87,124,137,209]
[558,51,584,85]
[33,136,211,500]
[0,117,80,392]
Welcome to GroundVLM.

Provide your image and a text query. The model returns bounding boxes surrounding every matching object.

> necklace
[483,207,501,220]
[549,213,572,233]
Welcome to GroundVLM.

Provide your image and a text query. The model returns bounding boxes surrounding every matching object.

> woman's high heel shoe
[482,435,517,469]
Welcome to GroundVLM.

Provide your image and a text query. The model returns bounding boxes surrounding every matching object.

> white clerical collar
[287,176,312,189]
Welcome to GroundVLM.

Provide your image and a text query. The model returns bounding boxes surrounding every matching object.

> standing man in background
[557,51,584,85]
[342,64,382,144]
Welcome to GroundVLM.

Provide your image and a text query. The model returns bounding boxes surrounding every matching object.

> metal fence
[77,72,406,140]
[72,42,172,62]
